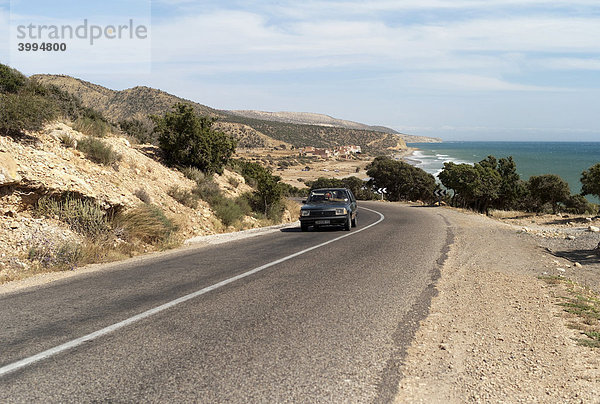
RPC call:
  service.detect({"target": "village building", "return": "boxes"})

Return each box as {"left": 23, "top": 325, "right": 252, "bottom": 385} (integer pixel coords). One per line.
{"left": 299, "top": 145, "right": 361, "bottom": 159}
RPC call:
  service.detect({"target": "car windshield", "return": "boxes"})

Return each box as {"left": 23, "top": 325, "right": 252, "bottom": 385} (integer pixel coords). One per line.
{"left": 308, "top": 190, "right": 346, "bottom": 202}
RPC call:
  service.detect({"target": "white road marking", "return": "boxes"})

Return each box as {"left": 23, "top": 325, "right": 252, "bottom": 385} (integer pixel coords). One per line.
{"left": 0, "top": 207, "right": 384, "bottom": 378}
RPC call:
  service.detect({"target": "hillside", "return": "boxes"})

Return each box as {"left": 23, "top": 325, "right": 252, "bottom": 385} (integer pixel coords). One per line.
{"left": 229, "top": 110, "right": 399, "bottom": 134}
{"left": 222, "top": 114, "right": 407, "bottom": 154}
{"left": 1, "top": 64, "right": 305, "bottom": 284}
{"left": 402, "top": 134, "right": 443, "bottom": 143}
{"left": 227, "top": 110, "right": 443, "bottom": 144}
{"left": 0, "top": 121, "right": 297, "bottom": 283}
{"left": 31, "top": 75, "right": 221, "bottom": 121}
{"left": 32, "top": 74, "right": 409, "bottom": 153}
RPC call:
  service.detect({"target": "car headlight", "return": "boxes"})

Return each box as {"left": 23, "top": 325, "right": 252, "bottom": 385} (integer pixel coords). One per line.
{"left": 301, "top": 210, "right": 310, "bottom": 217}
{"left": 335, "top": 208, "right": 348, "bottom": 215}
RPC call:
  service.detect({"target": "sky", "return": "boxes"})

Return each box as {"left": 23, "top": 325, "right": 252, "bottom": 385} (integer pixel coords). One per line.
{"left": 1, "top": 0, "right": 600, "bottom": 141}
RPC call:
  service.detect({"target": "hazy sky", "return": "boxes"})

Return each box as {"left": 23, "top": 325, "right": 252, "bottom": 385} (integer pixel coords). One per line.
{"left": 2, "top": 0, "right": 600, "bottom": 141}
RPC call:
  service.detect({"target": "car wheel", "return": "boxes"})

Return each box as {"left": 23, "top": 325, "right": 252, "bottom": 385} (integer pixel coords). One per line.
{"left": 301, "top": 223, "right": 309, "bottom": 232}
{"left": 351, "top": 213, "right": 357, "bottom": 228}
{"left": 344, "top": 213, "right": 351, "bottom": 231}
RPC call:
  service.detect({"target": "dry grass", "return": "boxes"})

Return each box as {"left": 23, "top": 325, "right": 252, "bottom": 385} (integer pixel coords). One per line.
{"left": 35, "top": 195, "right": 111, "bottom": 238}
{"left": 283, "top": 198, "right": 301, "bottom": 220}
{"left": 180, "top": 166, "right": 206, "bottom": 184}
{"left": 115, "top": 203, "right": 178, "bottom": 245}
{"left": 134, "top": 188, "right": 152, "bottom": 204}
{"left": 21, "top": 236, "right": 132, "bottom": 281}
{"left": 73, "top": 116, "right": 111, "bottom": 138}
{"left": 542, "top": 276, "right": 600, "bottom": 348}
{"left": 77, "top": 136, "right": 122, "bottom": 165}
{"left": 58, "top": 132, "right": 77, "bottom": 148}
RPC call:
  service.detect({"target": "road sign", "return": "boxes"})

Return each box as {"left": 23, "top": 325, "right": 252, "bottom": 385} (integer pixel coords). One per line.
{"left": 377, "top": 188, "right": 387, "bottom": 194}
{"left": 434, "top": 189, "right": 447, "bottom": 197}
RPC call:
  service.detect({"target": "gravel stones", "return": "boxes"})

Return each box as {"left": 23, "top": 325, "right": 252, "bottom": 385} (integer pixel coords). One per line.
{"left": 395, "top": 208, "right": 600, "bottom": 403}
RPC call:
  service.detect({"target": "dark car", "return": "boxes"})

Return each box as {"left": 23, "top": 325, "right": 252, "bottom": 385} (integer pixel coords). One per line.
{"left": 299, "top": 188, "right": 358, "bottom": 231}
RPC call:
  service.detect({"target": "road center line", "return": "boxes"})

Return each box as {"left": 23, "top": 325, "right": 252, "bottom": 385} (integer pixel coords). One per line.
{"left": 0, "top": 206, "right": 385, "bottom": 378}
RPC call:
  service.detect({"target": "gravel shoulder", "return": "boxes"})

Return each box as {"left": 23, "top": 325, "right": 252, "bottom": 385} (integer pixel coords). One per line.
{"left": 395, "top": 207, "right": 600, "bottom": 403}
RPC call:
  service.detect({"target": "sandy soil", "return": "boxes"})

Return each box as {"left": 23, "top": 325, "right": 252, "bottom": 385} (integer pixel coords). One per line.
{"left": 491, "top": 211, "right": 600, "bottom": 294}
{"left": 280, "top": 159, "right": 370, "bottom": 188}
{"left": 395, "top": 207, "right": 600, "bottom": 403}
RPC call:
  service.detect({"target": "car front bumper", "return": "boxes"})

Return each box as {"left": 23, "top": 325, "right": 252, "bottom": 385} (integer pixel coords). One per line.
{"left": 299, "top": 215, "right": 348, "bottom": 226}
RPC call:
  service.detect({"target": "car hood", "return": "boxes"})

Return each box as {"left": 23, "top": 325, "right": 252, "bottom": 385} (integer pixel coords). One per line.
{"left": 301, "top": 202, "right": 350, "bottom": 210}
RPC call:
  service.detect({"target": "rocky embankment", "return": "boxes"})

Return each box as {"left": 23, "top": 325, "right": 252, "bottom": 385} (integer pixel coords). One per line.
{"left": 0, "top": 122, "right": 293, "bottom": 282}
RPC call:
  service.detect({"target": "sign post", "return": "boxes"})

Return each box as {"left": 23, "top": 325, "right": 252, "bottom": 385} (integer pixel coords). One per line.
{"left": 377, "top": 187, "right": 387, "bottom": 200}
{"left": 434, "top": 189, "right": 447, "bottom": 205}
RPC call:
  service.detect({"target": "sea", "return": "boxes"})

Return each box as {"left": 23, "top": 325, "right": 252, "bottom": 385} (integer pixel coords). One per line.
{"left": 406, "top": 142, "right": 600, "bottom": 201}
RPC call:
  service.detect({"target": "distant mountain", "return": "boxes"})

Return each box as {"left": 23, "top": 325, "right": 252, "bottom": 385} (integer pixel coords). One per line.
{"left": 32, "top": 74, "right": 412, "bottom": 153}
{"left": 228, "top": 110, "right": 399, "bottom": 134}
{"left": 227, "top": 110, "right": 441, "bottom": 144}
{"left": 401, "top": 134, "right": 443, "bottom": 143}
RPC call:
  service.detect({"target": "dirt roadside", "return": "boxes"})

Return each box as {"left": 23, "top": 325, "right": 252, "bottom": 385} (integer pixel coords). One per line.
{"left": 395, "top": 207, "right": 600, "bottom": 403}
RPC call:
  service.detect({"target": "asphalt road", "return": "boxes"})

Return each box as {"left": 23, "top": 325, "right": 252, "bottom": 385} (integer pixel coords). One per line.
{"left": 0, "top": 202, "right": 451, "bottom": 403}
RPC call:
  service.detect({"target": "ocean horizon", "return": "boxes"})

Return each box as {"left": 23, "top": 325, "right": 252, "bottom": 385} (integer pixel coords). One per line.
{"left": 406, "top": 141, "right": 600, "bottom": 202}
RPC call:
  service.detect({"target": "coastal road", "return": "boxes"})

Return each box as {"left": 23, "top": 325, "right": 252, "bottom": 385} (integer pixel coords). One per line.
{"left": 0, "top": 202, "right": 450, "bottom": 403}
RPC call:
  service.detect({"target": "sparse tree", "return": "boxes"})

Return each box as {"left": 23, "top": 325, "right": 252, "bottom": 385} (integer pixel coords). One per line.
{"left": 241, "top": 161, "right": 284, "bottom": 218}
{"left": 440, "top": 155, "right": 527, "bottom": 214}
{"left": 527, "top": 174, "right": 570, "bottom": 214}
{"left": 366, "top": 156, "right": 437, "bottom": 202}
{"left": 439, "top": 161, "right": 501, "bottom": 214}
{"left": 581, "top": 163, "right": 600, "bottom": 200}
{"left": 152, "top": 103, "right": 236, "bottom": 174}
{"left": 496, "top": 156, "right": 526, "bottom": 210}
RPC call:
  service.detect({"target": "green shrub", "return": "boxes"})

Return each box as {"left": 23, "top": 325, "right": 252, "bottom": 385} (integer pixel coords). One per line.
{"left": 187, "top": 177, "right": 251, "bottom": 226}
{"left": 35, "top": 195, "right": 111, "bottom": 238}
{"left": 280, "top": 182, "right": 307, "bottom": 198}
{"left": 526, "top": 174, "right": 571, "bottom": 214}
{"left": 581, "top": 163, "right": 600, "bottom": 201}
{"left": 211, "top": 197, "right": 246, "bottom": 227}
{"left": 35, "top": 81, "right": 108, "bottom": 124}
{"left": 0, "top": 64, "right": 27, "bottom": 94}
{"left": 193, "top": 178, "right": 222, "bottom": 204}
{"left": 242, "top": 191, "right": 284, "bottom": 222}
{"left": 0, "top": 93, "right": 58, "bottom": 135}
{"left": 77, "top": 136, "right": 122, "bottom": 165}
{"left": 168, "top": 186, "right": 200, "bottom": 208}
{"left": 73, "top": 115, "right": 111, "bottom": 137}
{"left": 367, "top": 157, "right": 437, "bottom": 203}
{"left": 308, "top": 177, "right": 345, "bottom": 191}
{"left": 566, "top": 194, "right": 598, "bottom": 215}
{"left": 239, "top": 161, "right": 285, "bottom": 217}
{"left": 116, "top": 204, "right": 177, "bottom": 244}
{"left": 0, "top": 64, "right": 111, "bottom": 138}
{"left": 228, "top": 177, "right": 240, "bottom": 187}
